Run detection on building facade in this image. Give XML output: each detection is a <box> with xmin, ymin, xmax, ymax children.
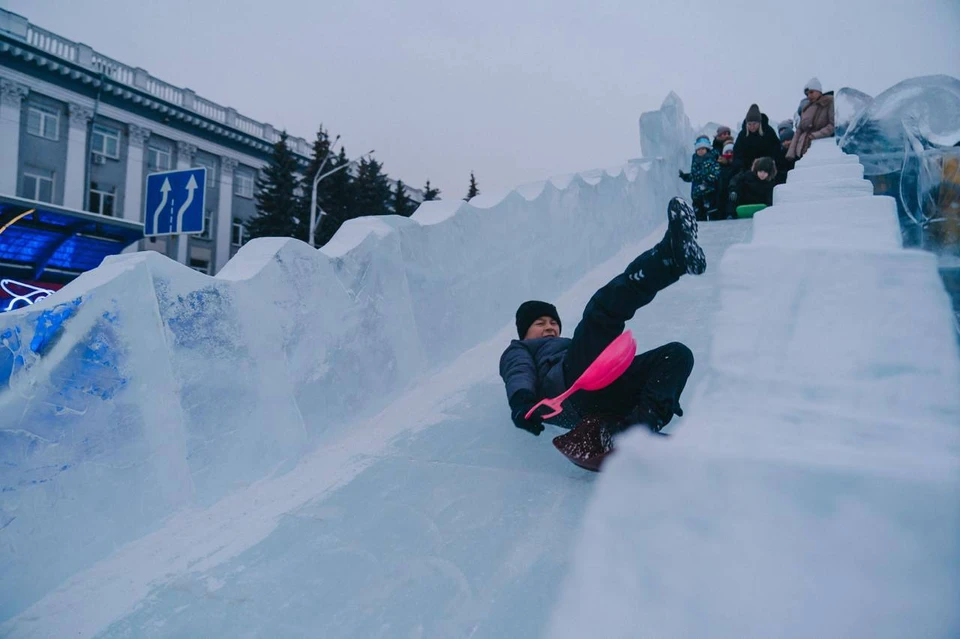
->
<box><xmin>0</xmin><ymin>8</ymin><xmax>313</xmax><ymax>275</ymax></box>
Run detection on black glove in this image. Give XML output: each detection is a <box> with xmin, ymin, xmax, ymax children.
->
<box><xmin>678</xmin><ymin>170</ymin><xmax>691</xmax><ymax>182</ymax></box>
<box><xmin>509</xmin><ymin>390</ymin><xmax>546</xmax><ymax>436</ymax></box>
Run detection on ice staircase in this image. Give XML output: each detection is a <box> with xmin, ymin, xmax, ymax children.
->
<box><xmin>549</xmin><ymin>140</ymin><xmax>960</xmax><ymax>639</ymax></box>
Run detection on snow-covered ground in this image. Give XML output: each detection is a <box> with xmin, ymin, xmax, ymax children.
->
<box><xmin>1</xmin><ymin>97</ymin><xmax>958</xmax><ymax>638</ymax></box>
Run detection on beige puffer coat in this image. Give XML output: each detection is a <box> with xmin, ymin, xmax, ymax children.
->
<box><xmin>787</xmin><ymin>94</ymin><xmax>835</xmax><ymax>160</ymax></box>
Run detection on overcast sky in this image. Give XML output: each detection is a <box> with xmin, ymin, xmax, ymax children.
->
<box><xmin>7</xmin><ymin>0</ymin><xmax>960</xmax><ymax>197</ymax></box>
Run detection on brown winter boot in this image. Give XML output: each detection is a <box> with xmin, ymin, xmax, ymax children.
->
<box><xmin>552</xmin><ymin>415</ymin><xmax>621</xmax><ymax>472</ymax></box>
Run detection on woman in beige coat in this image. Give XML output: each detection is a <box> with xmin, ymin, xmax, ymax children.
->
<box><xmin>786</xmin><ymin>77</ymin><xmax>835</xmax><ymax>160</ymax></box>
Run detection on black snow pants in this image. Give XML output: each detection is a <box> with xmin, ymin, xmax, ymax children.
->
<box><xmin>691</xmin><ymin>191</ymin><xmax>715</xmax><ymax>223</ymax></box>
<box><xmin>563</xmin><ymin>238</ymin><xmax>694</xmax><ymax>430</ymax></box>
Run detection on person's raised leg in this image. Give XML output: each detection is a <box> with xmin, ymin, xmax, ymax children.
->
<box><xmin>562</xmin><ymin>197</ymin><xmax>704</xmax><ymax>387</ymax></box>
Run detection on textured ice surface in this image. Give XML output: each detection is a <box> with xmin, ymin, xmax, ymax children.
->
<box><xmin>0</xmin><ymin>95</ymin><xmax>699</xmax><ymax>637</ymax></box>
<box><xmin>834</xmin><ymin>86</ymin><xmax>873</xmax><ymax>138</ymax></box>
<box><xmin>549</xmin><ymin>137</ymin><xmax>960</xmax><ymax>639</ymax></box>
<box><xmin>841</xmin><ymin>75</ymin><xmax>960</xmax><ymax>175</ymax></box>
<box><xmin>639</xmin><ymin>91</ymin><xmax>695</xmax><ymax>173</ymax></box>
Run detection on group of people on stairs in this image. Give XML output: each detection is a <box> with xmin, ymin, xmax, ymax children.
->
<box><xmin>680</xmin><ymin>77</ymin><xmax>835</xmax><ymax>220</ymax></box>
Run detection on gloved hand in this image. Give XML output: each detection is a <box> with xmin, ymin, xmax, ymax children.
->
<box><xmin>678</xmin><ymin>170</ymin><xmax>691</xmax><ymax>182</ymax></box>
<box><xmin>509</xmin><ymin>390</ymin><xmax>546</xmax><ymax>436</ymax></box>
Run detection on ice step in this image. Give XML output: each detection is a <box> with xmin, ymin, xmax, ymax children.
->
<box><xmin>791</xmin><ymin>138</ymin><xmax>861</xmax><ymax>168</ymax></box>
<box><xmin>794</xmin><ymin>154</ymin><xmax>862</xmax><ymax>168</ymax></box>
<box><xmin>753</xmin><ymin>196</ymin><xmax>901</xmax><ymax>250</ymax></box>
<box><xmin>712</xmin><ymin>245</ymin><xmax>958</xmax><ymax>420</ymax></box>
<box><xmin>774</xmin><ymin>178</ymin><xmax>874</xmax><ymax>204</ymax></box>
<box><xmin>788</xmin><ymin>162</ymin><xmax>864</xmax><ymax>183</ymax></box>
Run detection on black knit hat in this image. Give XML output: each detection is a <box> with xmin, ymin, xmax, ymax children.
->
<box><xmin>515</xmin><ymin>300</ymin><xmax>561</xmax><ymax>339</ymax></box>
<box><xmin>745</xmin><ymin>104</ymin><xmax>762</xmax><ymax>123</ymax></box>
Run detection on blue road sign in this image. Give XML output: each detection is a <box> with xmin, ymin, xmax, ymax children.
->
<box><xmin>143</xmin><ymin>167</ymin><xmax>207</xmax><ymax>237</ymax></box>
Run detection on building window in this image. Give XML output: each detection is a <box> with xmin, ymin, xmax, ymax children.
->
<box><xmin>26</xmin><ymin>105</ymin><xmax>60</xmax><ymax>141</ymax></box>
<box><xmin>189</xmin><ymin>258</ymin><xmax>209</xmax><ymax>274</ymax></box>
<box><xmin>234</xmin><ymin>172</ymin><xmax>254</xmax><ymax>198</ymax></box>
<box><xmin>195</xmin><ymin>157</ymin><xmax>218</xmax><ymax>189</ymax></box>
<box><xmin>91</xmin><ymin>124</ymin><xmax>121</xmax><ymax>159</ymax></box>
<box><xmin>147</xmin><ymin>145</ymin><xmax>172</xmax><ymax>172</ymax></box>
<box><xmin>199</xmin><ymin>209</ymin><xmax>213</xmax><ymax>240</ymax></box>
<box><xmin>231</xmin><ymin>221</ymin><xmax>246</xmax><ymax>247</ymax></box>
<box><xmin>88</xmin><ymin>182</ymin><xmax>116</xmax><ymax>216</ymax></box>
<box><xmin>22</xmin><ymin>171</ymin><xmax>55</xmax><ymax>203</ymax></box>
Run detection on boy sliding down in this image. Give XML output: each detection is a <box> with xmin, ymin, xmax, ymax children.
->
<box><xmin>499</xmin><ymin>197</ymin><xmax>706</xmax><ymax>470</ymax></box>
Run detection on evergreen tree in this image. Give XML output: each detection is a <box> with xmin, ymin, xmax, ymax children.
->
<box><xmin>422</xmin><ymin>180</ymin><xmax>441</xmax><ymax>201</ymax></box>
<box><xmin>246</xmin><ymin>131</ymin><xmax>304</xmax><ymax>240</ymax></box>
<box><xmin>353</xmin><ymin>156</ymin><xmax>392</xmax><ymax>217</ymax></box>
<box><xmin>392</xmin><ymin>180</ymin><xmax>415</xmax><ymax>217</ymax></box>
<box><xmin>465</xmin><ymin>171</ymin><xmax>480</xmax><ymax>201</ymax></box>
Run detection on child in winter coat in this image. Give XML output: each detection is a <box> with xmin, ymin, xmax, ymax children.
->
<box><xmin>679</xmin><ymin>136</ymin><xmax>721</xmax><ymax>221</ymax></box>
<box><xmin>726</xmin><ymin>157</ymin><xmax>778</xmax><ymax>218</ymax></box>
<box><xmin>715</xmin><ymin>142</ymin><xmax>737</xmax><ymax>220</ymax></box>
<box><xmin>500</xmin><ymin>198</ymin><xmax>705</xmax><ymax>470</ymax></box>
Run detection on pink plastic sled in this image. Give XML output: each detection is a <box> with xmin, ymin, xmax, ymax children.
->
<box><xmin>525</xmin><ymin>330</ymin><xmax>637</xmax><ymax>420</ymax></box>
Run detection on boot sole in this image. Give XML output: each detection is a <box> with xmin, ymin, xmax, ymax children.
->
<box><xmin>668</xmin><ymin>197</ymin><xmax>706</xmax><ymax>275</ymax></box>
<box><xmin>553</xmin><ymin>437</ymin><xmax>614</xmax><ymax>471</ymax></box>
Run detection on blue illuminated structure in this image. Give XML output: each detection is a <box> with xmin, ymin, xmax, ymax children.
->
<box><xmin>0</xmin><ymin>194</ymin><xmax>143</xmax><ymax>293</ymax></box>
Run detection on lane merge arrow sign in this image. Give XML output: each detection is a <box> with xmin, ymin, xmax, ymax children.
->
<box><xmin>144</xmin><ymin>167</ymin><xmax>207</xmax><ymax>237</ymax></box>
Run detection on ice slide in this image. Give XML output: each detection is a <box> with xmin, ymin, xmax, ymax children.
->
<box><xmin>0</xmin><ymin>90</ymin><xmax>692</xmax><ymax>636</ymax></box>
<box><xmin>1</xmin><ymin>102</ymin><xmax>957</xmax><ymax>638</ymax></box>
<box><xmin>550</xmin><ymin>139</ymin><xmax>960</xmax><ymax>639</ymax></box>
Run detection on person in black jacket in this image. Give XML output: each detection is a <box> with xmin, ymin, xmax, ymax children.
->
<box><xmin>726</xmin><ymin>157</ymin><xmax>778</xmax><ymax>218</ymax></box>
<box><xmin>499</xmin><ymin>198</ymin><xmax>704</xmax><ymax>469</ymax></box>
<box><xmin>715</xmin><ymin>141</ymin><xmax>738</xmax><ymax>220</ymax></box>
<box><xmin>732</xmin><ymin>104</ymin><xmax>782</xmax><ymax>174</ymax></box>
<box><xmin>777</xmin><ymin>128</ymin><xmax>796</xmax><ymax>184</ymax></box>
<box><xmin>712</xmin><ymin>125</ymin><xmax>733</xmax><ymax>154</ymax></box>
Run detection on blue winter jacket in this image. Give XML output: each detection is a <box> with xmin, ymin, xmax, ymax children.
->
<box><xmin>680</xmin><ymin>151</ymin><xmax>721</xmax><ymax>198</ymax></box>
<box><xmin>499</xmin><ymin>337</ymin><xmax>580</xmax><ymax>425</ymax></box>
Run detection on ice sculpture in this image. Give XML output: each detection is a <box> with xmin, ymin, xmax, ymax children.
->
<box><xmin>833</xmin><ymin>86</ymin><xmax>873</xmax><ymax>138</ymax></box>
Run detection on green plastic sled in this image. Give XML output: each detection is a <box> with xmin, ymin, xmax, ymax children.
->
<box><xmin>736</xmin><ymin>204</ymin><xmax>767</xmax><ymax>219</ymax></box>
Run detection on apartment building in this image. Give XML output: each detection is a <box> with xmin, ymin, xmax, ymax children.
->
<box><xmin>0</xmin><ymin>8</ymin><xmax>312</xmax><ymax>280</ymax></box>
